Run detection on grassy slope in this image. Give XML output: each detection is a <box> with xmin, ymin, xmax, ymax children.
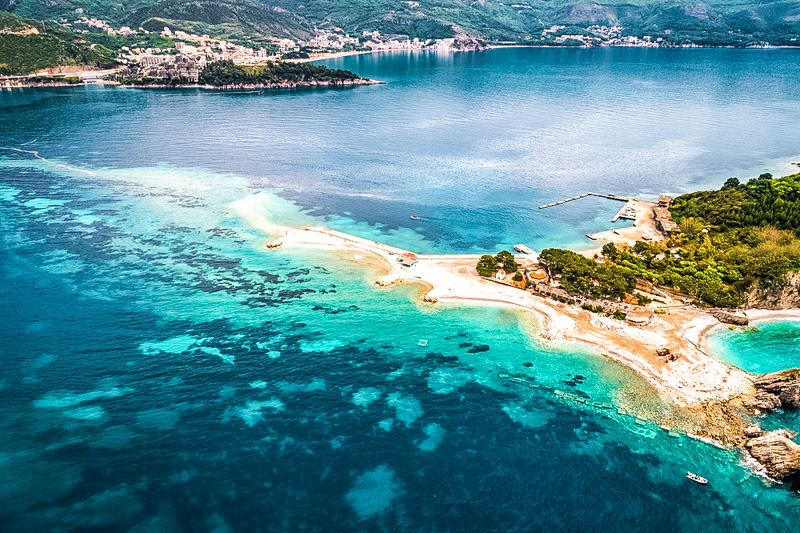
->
<box><xmin>0</xmin><ymin>11</ymin><xmax>115</xmax><ymax>75</ymax></box>
<box><xmin>132</xmin><ymin>0</ymin><xmax>314</xmax><ymax>40</ymax></box>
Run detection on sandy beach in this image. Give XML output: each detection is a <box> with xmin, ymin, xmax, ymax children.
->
<box><xmin>252</xmin><ymin>222</ymin><xmax>754</xmax><ymax>408</ymax></box>
<box><xmin>229</xmin><ymin>191</ymin><xmax>800</xmax><ymax>448</ymax></box>
<box><xmin>287</xmin><ymin>50</ymin><xmax>378</xmax><ymax>63</ymax></box>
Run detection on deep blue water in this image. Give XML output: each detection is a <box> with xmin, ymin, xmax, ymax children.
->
<box><xmin>2</xmin><ymin>48</ymin><xmax>800</xmax><ymax>531</ymax></box>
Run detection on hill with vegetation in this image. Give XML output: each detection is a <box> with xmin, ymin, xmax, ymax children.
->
<box><xmin>200</xmin><ymin>59</ymin><xmax>358</xmax><ymax>83</ymax></box>
<box><xmin>119</xmin><ymin>58</ymin><xmax>366</xmax><ymax>87</ymax></box>
<box><xmin>0</xmin><ymin>11</ymin><xmax>114</xmax><ymax>75</ymax></box>
<box><xmin>4</xmin><ymin>0</ymin><xmax>800</xmax><ymax>44</ymax></box>
<box><xmin>536</xmin><ymin>173</ymin><xmax>800</xmax><ymax>309</ymax></box>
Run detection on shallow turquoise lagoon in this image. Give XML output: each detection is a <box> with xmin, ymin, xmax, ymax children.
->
<box><xmin>707</xmin><ymin>321</ymin><xmax>800</xmax><ymax>374</ymax></box>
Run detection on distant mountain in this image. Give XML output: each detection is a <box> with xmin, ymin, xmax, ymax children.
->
<box><xmin>131</xmin><ymin>0</ymin><xmax>315</xmax><ymax>40</ymax></box>
<box><xmin>0</xmin><ymin>10</ymin><xmax>114</xmax><ymax>75</ymax></box>
<box><xmin>5</xmin><ymin>0</ymin><xmax>800</xmax><ymax>44</ymax></box>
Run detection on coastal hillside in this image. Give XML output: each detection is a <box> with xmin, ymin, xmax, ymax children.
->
<box><xmin>537</xmin><ymin>173</ymin><xmax>800</xmax><ymax>309</ymax></box>
<box><xmin>130</xmin><ymin>0</ymin><xmax>316</xmax><ymax>41</ymax></box>
<box><xmin>0</xmin><ymin>11</ymin><xmax>114</xmax><ymax>74</ymax></box>
<box><xmin>117</xmin><ymin>58</ymin><xmax>368</xmax><ymax>87</ymax></box>
<box><xmin>4</xmin><ymin>0</ymin><xmax>800</xmax><ymax>44</ymax></box>
<box><xmin>670</xmin><ymin>172</ymin><xmax>800</xmax><ymax>308</ymax></box>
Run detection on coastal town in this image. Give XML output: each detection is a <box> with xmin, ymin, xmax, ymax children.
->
<box><xmin>0</xmin><ymin>14</ymin><xmax>486</xmax><ymax>86</ymax></box>
<box><xmin>1</xmin><ymin>7</ymin><xmax>786</xmax><ymax>87</ymax></box>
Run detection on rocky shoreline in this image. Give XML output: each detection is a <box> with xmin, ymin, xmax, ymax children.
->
<box><xmin>5</xmin><ymin>78</ymin><xmax>384</xmax><ymax>90</ymax></box>
<box><xmin>740</xmin><ymin>369</ymin><xmax>800</xmax><ymax>480</ymax></box>
<box><xmin>747</xmin><ymin>369</ymin><xmax>800</xmax><ymax>413</ymax></box>
<box><xmin>121</xmin><ymin>78</ymin><xmax>384</xmax><ymax>90</ymax></box>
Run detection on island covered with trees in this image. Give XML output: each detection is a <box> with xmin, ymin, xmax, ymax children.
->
<box><xmin>118</xmin><ymin>59</ymin><xmax>379</xmax><ymax>89</ymax></box>
<box><xmin>476</xmin><ymin>172</ymin><xmax>800</xmax><ymax>310</ymax></box>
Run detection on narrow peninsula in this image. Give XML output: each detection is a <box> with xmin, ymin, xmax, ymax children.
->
<box><xmin>247</xmin><ymin>171</ymin><xmax>800</xmax><ymax>483</ymax></box>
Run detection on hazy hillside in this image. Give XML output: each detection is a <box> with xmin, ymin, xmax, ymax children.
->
<box><xmin>0</xmin><ymin>10</ymin><xmax>114</xmax><ymax>75</ymax></box>
<box><xmin>131</xmin><ymin>0</ymin><xmax>315</xmax><ymax>40</ymax></box>
<box><xmin>4</xmin><ymin>0</ymin><xmax>800</xmax><ymax>43</ymax></box>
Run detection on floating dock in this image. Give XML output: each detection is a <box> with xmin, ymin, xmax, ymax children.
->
<box><xmin>538</xmin><ymin>192</ymin><xmax>632</xmax><ymax>210</ymax></box>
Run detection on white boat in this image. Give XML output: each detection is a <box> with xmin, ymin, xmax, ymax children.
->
<box><xmin>410</xmin><ymin>215</ymin><xmax>420</xmax><ymax>220</ymax></box>
<box><xmin>686</xmin><ymin>472</ymin><xmax>708</xmax><ymax>485</ymax></box>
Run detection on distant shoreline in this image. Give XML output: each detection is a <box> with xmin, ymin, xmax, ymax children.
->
<box><xmin>119</xmin><ymin>78</ymin><xmax>384</xmax><ymax>90</ymax></box>
<box><xmin>288</xmin><ymin>49</ymin><xmax>379</xmax><ymax>63</ymax></box>
<box><xmin>4</xmin><ymin>46</ymin><xmax>799</xmax><ymax>88</ymax></box>
<box><xmin>1</xmin><ymin>78</ymin><xmax>384</xmax><ymax>90</ymax></box>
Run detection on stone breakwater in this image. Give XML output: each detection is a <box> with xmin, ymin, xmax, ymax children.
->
<box><xmin>708</xmin><ymin>309</ymin><xmax>749</xmax><ymax>326</ymax></box>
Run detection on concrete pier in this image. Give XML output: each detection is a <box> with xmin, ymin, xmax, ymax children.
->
<box><xmin>538</xmin><ymin>192</ymin><xmax>632</xmax><ymax>210</ymax></box>
<box><xmin>611</xmin><ymin>200</ymin><xmax>637</xmax><ymax>222</ymax></box>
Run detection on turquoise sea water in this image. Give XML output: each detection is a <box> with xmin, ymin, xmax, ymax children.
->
<box><xmin>706</xmin><ymin>321</ymin><xmax>800</xmax><ymax>438</ymax></box>
<box><xmin>707</xmin><ymin>321</ymin><xmax>800</xmax><ymax>374</ymax></box>
<box><xmin>2</xmin><ymin>48</ymin><xmax>800</xmax><ymax>530</ymax></box>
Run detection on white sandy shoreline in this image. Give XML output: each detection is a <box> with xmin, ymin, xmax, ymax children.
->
<box><xmin>226</xmin><ymin>191</ymin><xmax>800</xmax><ymax>452</ymax></box>
<box><xmin>745</xmin><ymin>309</ymin><xmax>800</xmax><ymax>323</ymax></box>
<box><xmin>230</xmin><ymin>197</ymin><xmax>759</xmax><ymax>409</ymax></box>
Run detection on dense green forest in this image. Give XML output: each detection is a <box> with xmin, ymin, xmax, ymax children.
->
<box><xmin>5</xmin><ymin>0</ymin><xmax>800</xmax><ymax>44</ymax></box>
<box><xmin>670</xmin><ymin>173</ymin><xmax>800</xmax><ymax>234</ymax></box>
<box><xmin>539</xmin><ymin>173</ymin><xmax>800</xmax><ymax>308</ymax></box>
<box><xmin>198</xmin><ymin>60</ymin><xmax>360</xmax><ymax>85</ymax></box>
<box><xmin>539</xmin><ymin>248</ymin><xmax>638</xmax><ymax>300</ymax></box>
<box><xmin>0</xmin><ymin>12</ymin><xmax>114</xmax><ymax>75</ymax></box>
<box><xmin>80</xmin><ymin>31</ymin><xmax>177</xmax><ymax>52</ymax></box>
<box><xmin>121</xmin><ymin>59</ymin><xmax>362</xmax><ymax>85</ymax></box>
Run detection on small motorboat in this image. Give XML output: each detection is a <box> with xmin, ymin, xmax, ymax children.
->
<box><xmin>410</xmin><ymin>215</ymin><xmax>420</xmax><ymax>220</ymax></box>
<box><xmin>686</xmin><ymin>472</ymin><xmax>708</xmax><ymax>485</ymax></box>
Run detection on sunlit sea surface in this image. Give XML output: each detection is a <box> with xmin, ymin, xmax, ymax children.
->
<box><xmin>2</xmin><ymin>48</ymin><xmax>800</xmax><ymax>531</ymax></box>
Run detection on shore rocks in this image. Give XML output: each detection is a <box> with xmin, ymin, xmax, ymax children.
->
<box><xmin>744</xmin><ymin>272</ymin><xmax>800</xmax><ymax>309</ymax></box>
<box><xmin>746</xmin><ymin>368</ymin><xmax>800</xmax><ymax>412</ymax></box>
<box><xmin>708</xmin><ymin>309</ymin><xmax>749</xmax><ymax>325</ymax></box>
<box><xmin>747</xmin><ymin>390</ymin><xmax>783</xmax><ymax>411</ymax></box>
<box><xmin>741</xmin><ymin>371</ymin><xmax>800</xmax><ymax>479</ymax></box>
<box><xmin>745</xmin><ymin>428</ymin><xmax>800</xmax><ymax>480</ymax></box>
<box><xmin>744</xmin><ymin>423</ymin><xmax>764</xmax><ymax>438</ymax></box>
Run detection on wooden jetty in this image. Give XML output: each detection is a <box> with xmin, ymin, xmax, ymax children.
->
<box><xmin>538</xmin><ymin>192</ymin><xmax>632</xmax><ymax>210</ymax></box>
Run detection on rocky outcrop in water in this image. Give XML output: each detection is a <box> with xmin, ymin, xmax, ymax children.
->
<box><xmin>746</xmin><ymin>369</ymin><xmax>800</xmax><ymax>412</ymax></box>
<box><xmin>744</xmin><ymin>424</ymin><xmax>800</xmax><ymax>480</ymax></box>
<box><xmin>747</xmin><ymin>390</ymin><xmax>783</xmax><ymax>411</ymax></box>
